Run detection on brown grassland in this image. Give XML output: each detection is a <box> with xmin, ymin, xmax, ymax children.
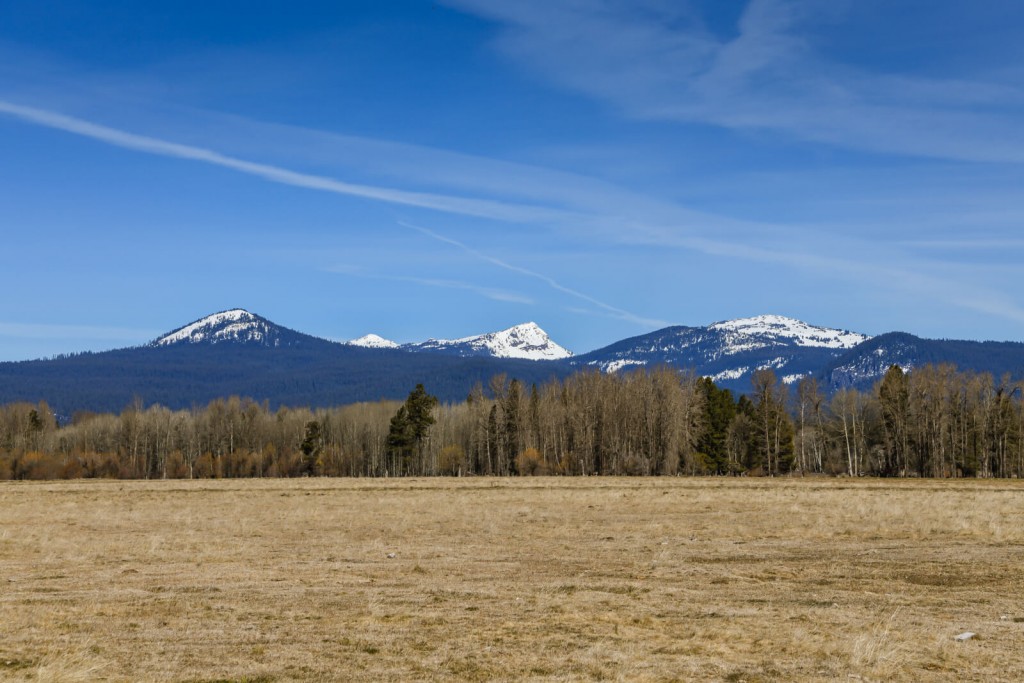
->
<box><xmin>1</xmin><ymin>477</ymin><xmax>1022</xmax><ymax>682</ymax></box>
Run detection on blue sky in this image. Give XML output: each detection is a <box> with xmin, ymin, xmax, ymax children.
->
<box><xmin>2</xmin><ymin>0</ymin><xmax>1024</xmax><ymax>361</ymax></box>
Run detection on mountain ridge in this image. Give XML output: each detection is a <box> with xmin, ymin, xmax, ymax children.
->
<box><xmin>151</xmin><ymin>309</ymin><xmax>331</xmax><ymax>349</ymax></box>
<box><xmin>569</xmin><ymin>314</ymin><xmax>871</xmax><ymax>392</ymax></box>
<box><xmin>346</xmin><ymin>321</ymin><xmax>572</xmax><ymax>361</ymax></box>
<box><xmin>2</xmin><ymin>309</ymin><xmax>1023</xmax><ymax>415</ymax></box>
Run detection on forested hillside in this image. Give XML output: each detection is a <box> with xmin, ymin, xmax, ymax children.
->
<box><xmin>823</xmin><ymin>332</ymin><xmax>1024</xmax><ymax>389</ymax></box>
<box><xmin>5</xmin><ymin>310</ymin><xmax>1024</xmax><ymax>416</ymax></box>
<box><xmin>3</xmin><ymin>363</ymin><xmax>1023</xmax><ymax>480</ymax></box>
<box><xmin>0</xmin><ymin>344</ymin><xmax>569</xmax><ymax>416</ymax></box>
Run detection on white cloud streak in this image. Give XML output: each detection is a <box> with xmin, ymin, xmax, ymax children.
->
<box><xmin>0</xmin><ymin>99</ymin><xmax>575</xmax><ymax>225</ymax></box>
<box><xmin>4</xmin><ymin>97</ymin><xmax>1024</xmax><ymax>330</ymax></box>
<box><xmin>324</xmin><ymin>265</ymin><xmax>534</xmax><ymax>305</ymax></box>
<box><xmin>399</xmin><ymin>221</ymin><xmax>669</xmax><ymax>328</ymax></box>
<box><xmin>901</xmin><ymin>239</ymin><xmax>1024</xmax><ymax>250</ymax></box>
<box><xmin>0</xmin><ymin>97</ymin><xmax>674</xmax><ymax>330</ymax></box>
<box><xmin>443</xmin><ymin>0</ymin><xmax>1024</xmax><ymax>163</ymax></box>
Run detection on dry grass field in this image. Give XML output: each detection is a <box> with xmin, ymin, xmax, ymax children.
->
<box><xmin>1</xmin><ymin>477</ymin><xmax>1023</xmax><ymax>682</ymax></box>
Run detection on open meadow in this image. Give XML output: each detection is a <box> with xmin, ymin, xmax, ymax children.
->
<box><xmin>1</xmin><ymin>477</ymin><xmax>1022</xmax><ymax>682</ymax></box>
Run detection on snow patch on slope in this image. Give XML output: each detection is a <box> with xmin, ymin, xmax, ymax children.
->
<box><xmin>709</xmin><ymin>367</ymin><xmax>749</xmax><ymax>382</ymax></box>
<box><xmin>715</xmin><ymin>340</ymin><xmax>769</xmax><ymax>356</ymax></box>
<box><xmin>757</xmin><ymin>357</ymin><xmax>788</xmax><ymax>371</ymax></box>
<box><xmin>711</xmin><ymin>315</ymin><xmax>868</xmax><ymax>349</ymax></box>
<box><xmin>152</xmin><ymin>309</ymin><xmax>271</xmax><ymax>346</ymax></box>
<box><xmin>589</xmin><ymin>358</ymin><xmax>647</xmax><ymax>373</ymax></box>
<box><xmin>708</xmin><ymin>359</ymin><xmax>798</xmax><ymax>385</ymax></box>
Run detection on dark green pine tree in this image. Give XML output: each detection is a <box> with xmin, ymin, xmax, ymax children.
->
<box><xmin>504</xmin><ymin>379</ymin><xmax>522</xmax><ymax>475</ymax></box>
<box><xmin>299</xmin><ymin>420</ymin><xmax>322</xmax><ymax>476</ymax></box>
<box><xmin>27</xmin><ymin>408</ymin><xmax>43</xmax><ymax>434</ymax></box>
<box><xmin>388</xmin><ymin>384</ymin><xmax>438</xmax><ymax>475</ymax></box>
<box><xmin>733</xmin><ymin>394</ymin><xmax>760</xmax><ymax>472</ymax></box>
<box><xmin>695</xmin><ymin>377</ymin><xmax>737</xmax><ymax>474</ymax></box>
<box><xmin>386</xmin><ymin>406</ymin><xmax>413</xmax><ymax>475</ymax></box>
<box><xmin>487</xmin><ymin>404</ymin><xmax>500</xmax><ymax>475</ymax></box>
<box><xmin>528</xmin><ymin>383</ymin><xmax>541</xmax><ymax>449</ymax></box>
<box><xmin>404</xmin><ymin>384</ymin><xmax>438</xmax><ymax>447</ymax></box>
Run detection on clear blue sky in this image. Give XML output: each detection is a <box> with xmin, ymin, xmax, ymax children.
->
<box><xmin>2</xmin><ymin>0</ymin><xmax>1024</xmax><ymax>361</ymax></box>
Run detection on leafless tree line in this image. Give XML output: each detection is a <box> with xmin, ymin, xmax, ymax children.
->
<box><xmin>1</xmin><ymin>364</ymin><xmax>1023</xmax><ymax>479</ymax></box>
<box><xmin>792</xmin><ymin>364</ymin><xmax>1024</xmax><ymax>478</ymax></box>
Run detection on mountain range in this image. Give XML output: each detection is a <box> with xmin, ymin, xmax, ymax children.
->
<box><xmin>2</xmin><ymin>309</ymin><xmax>1024</xmax><ymax>416</ymax></box>
<box><xmin>344</xmin><ymin>321</ymin><xmax>573</xmax><ymax>361</ymax></box>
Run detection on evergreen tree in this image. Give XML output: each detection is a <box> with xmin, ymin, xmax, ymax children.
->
<box><xmin>528</xmin><ymin>383</ymin><xmax>541</xmax><ymax>451</ymax></box>
<box><xmin>299</xmin><ymin>419</ymin><xmax>322</xmax><ymax>476</ymax></box>
<box><xmin>386</xmin><ymin>406</ymin><xmax>413</xmax><ymax>475</ymax></box>
<box><xmin>504</xmin><ymin>378</ymin><xmax>522</xmax><ymax>475</ymax></box>
<box><xmin>404</xmin><ymin>384</ymin><xmax>438</xmax><ymax>448</ymax></box>
<box><xmin>27</xmin><ymin>409</ymin><xmax>43</xmax><ymax>434</ymax></box>
<box><xmin>696</xmin><ymin>377</ymin><xmax>736</xmax><ymax>473</ymax></box>
<box><xmin>487</xmin><ymin>404</ymin><xmax>500</xmax><ymax>474</ymax></box>
<box><xmin>388</xmin><ymin>384</ymin><xmax>438</xmax><ymax>475</ymax></box>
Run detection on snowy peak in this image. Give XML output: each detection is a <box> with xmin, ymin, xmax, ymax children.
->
<box><xmin>347</xmin><ymin>333</ymin><xmax>400</xmax><ymax>349</ymax></box>
<box><xmin>151</xmin><ymin>312</ymin><xmax>571</xmax><ymax>359</ymax></box>
<box><xmin>152</xmin><ymin>309</ymin><xmax>262</xmax><ymax>346</ymax></box>
<box><xmin>474</xmin><ymin>322</ymin><xmax>573</xmax><ymax>360</ymax></box>
<box><xmin>345</xmin><ymin>322</ymin><xmax>572</xmax><ymax>360</ymax></box>
<box><xmin>150</xmin><ymin>309</ymin><xmax>309</xmax><ymax>348</ymax></box>
<box><xmin>410</xmin><ymin>322</ymin><xmax>573</xmax><ymax>361</ymax></box>
<box><xmin>570</xmin><ymin>314</ymin><xmax>874</xmax><ymax>393</ymax></box>
<box><xmin>710</xmin><ymin>314</ymin><xmax>869</xmax><ymax>350</ymax></box>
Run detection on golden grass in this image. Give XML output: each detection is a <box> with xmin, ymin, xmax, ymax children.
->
<box><xmin>1</xmin><ymin>477</ymin><xmax>1023</xmax><ymax>682</ymax></box>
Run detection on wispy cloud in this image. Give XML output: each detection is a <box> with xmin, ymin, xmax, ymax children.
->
<box><xmin>0</xmin><ymin>99</ymin><xmax>576</xmax><ymax>225</ymax></box>
<box><xmin>901</xmin><ymin>239</ymin><xmax>1024</xmax><ymax>250</ymax></box>
<box><xmin>0</xmin><ymin>98</ymin><xmax>667</xmax><ymax>329</ymax></box>
<box><xmin>443</xmin><ymin>0</ymin><xmax>1024</xmax><ymax>163</ymax></box>
<box><xmin>324</xmin><ymin>264</ymin><xmax>534</xmax><ymax>305</ymax></box>
<box><xmin>656</xmin><ymin>232</ymin><xmax>1024</xmax><ymax>325</ymax></box>
<box><xmin>399</xmin><ymin>221</ymin><xmax>669</xmax><ymax>328</ymax></box>
<box><xmin>4</xmin><ymin>98</ymin><xmax>1023</xmax><ymax>332</ymax></box>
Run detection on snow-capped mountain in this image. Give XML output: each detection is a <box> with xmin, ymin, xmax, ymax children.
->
<box><xmin>150</xmin><ymin>309</ymin><xmax>321</xmax><ymax>348</ymax></box>
<box><xmin>346</xmin><ymin>334</ymin><xmax>400</xmax><ymax>349</ymax></box>
<box><xmin>572</xmin><ymin>315</ymin><xmax>870</xmax><ymax>392</ymax></box>
<box><xmin>343</xmin><ymin>322</ymin><xmax>572</xmax><ymax>360</ymax></box>
<box><xmin>405</xmin><ymin>322</ymin><xmax>572</xmax><ymax>361</ymax></box>
<box><xmin>1</xmin><ymin>311</ymin><xmax>574</xmax><ymax>414</ymax></box>
<box><xmin>709</xmin><ymin>314</ymin><xmax>869</xmax><ymax>350</ymax></box>
<box><xmin>155</xmin><ymin>312</ymin><xmax>571</xmax><ymax>361</ymax></box>
<box><xmin>147</xmin><ymin>311</ymin><xmax>863</xmax><ymax>381</ymax></box>
<box><xmin>5</xmin><ymin>309</ymin><xmax>1024</xmax><ymax>415</ymax></box>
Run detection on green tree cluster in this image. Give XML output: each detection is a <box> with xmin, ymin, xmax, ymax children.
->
<box><xmin>386</xmin><ymin>384</ymin><xmax>438</xmax><ymax>475</ymax></box>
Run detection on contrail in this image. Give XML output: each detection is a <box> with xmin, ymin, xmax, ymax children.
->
<box><xmin>399</xmin><ymin>221</ymin><xmax>668</xmax><ymax>328</ymax></box>
<box><xmin>6</xmin><ymin>101</ymin><xmax>1024</xmax><ymax>330</ymax></box>
<box><xmin>0</xmin><ymin>99</ymin><xmax>666</xmax><ymax>330</ymax></box>
<box><xmin>324</xmin><ymin>265</ymin><xmax>534</xmax><ymax>305</ymax></box>
<box><xmin>0</xmin><ymin>99</ymin><xmax>573</xmax><ymax>225</ymax></box>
